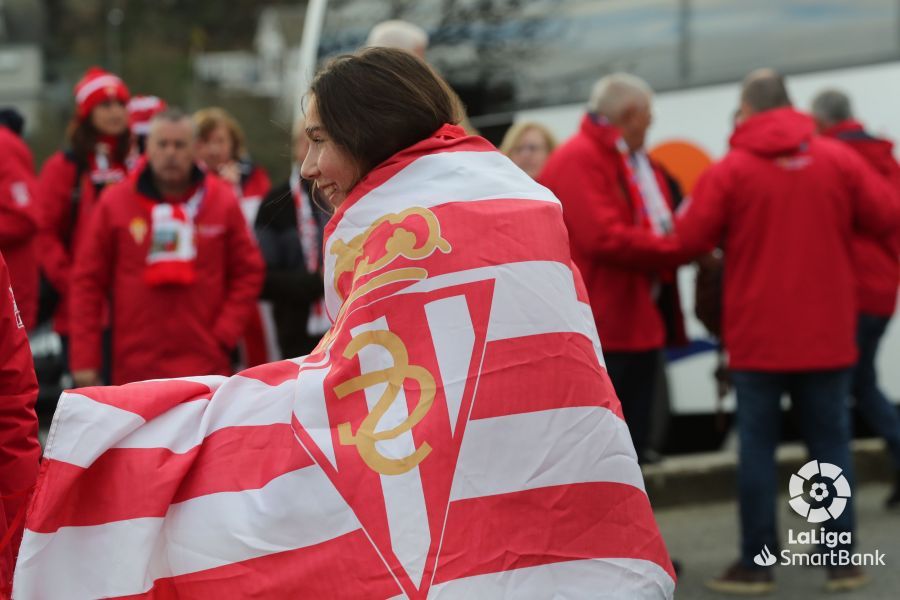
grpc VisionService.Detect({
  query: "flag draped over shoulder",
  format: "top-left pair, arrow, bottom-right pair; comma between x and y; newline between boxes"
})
13,125 -> 675,599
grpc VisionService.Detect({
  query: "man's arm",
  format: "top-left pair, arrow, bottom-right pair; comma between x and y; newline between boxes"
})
68,199 -> 115,385
673,163 -> 731,259
543,153 -> 688,271
0,158 -> 39,246
212,200 -> 265,353
36,155 -> 78,294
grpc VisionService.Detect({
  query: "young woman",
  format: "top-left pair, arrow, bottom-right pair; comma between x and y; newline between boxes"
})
499,120 -> 557,179
37,67 -> 131,355
193,107 -> 271,226
15,49 -> 675,600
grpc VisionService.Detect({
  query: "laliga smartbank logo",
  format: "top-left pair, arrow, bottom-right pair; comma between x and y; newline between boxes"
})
752,460 -> 886,568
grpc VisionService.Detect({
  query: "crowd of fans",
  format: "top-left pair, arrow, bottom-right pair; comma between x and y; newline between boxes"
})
2,18 -> 900,596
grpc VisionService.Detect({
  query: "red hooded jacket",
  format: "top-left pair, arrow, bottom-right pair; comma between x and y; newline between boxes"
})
822,120 -> 900,317
0,251 -> 40,589
36,150 -> 126,334
539,114 -> 687,351
0,128 -> 39,330
677,108 -> 900,371
69,164 -> 264,384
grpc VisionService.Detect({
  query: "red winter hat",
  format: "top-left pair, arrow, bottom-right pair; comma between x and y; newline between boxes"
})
74,67 -> 130,121
127,95 -> 168,136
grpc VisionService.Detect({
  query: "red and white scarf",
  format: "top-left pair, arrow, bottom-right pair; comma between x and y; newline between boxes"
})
615,137 -> 673,236
143,186 -> 204,286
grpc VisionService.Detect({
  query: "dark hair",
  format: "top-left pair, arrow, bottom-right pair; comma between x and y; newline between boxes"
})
308,47 -> 462,174
740,68 -> 792,114
66,117 -> 131,166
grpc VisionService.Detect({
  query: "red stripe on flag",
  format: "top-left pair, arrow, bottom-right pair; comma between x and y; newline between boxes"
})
27,424 -> 311,534
238,360 -> 300,386
72,379 -> 214,421
110,529 -> 401,600
328,135 -> 496,236
434,481 -> 675,586
471,333 -> 624,420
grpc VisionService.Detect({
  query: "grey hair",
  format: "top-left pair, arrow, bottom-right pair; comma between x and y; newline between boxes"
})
811,89 -> 853,126
365,20 -> 429,53
588,73 -> 653,121
148,107 -> 196,139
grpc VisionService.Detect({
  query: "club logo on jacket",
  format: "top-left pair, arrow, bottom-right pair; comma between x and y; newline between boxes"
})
129,217 -> 148,245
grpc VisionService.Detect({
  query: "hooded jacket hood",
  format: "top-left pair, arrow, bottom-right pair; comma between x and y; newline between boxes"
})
729,107 -> 815,158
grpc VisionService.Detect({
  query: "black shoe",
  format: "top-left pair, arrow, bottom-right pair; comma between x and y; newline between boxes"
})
824,565 -> 870,593
706,561 -> 774,595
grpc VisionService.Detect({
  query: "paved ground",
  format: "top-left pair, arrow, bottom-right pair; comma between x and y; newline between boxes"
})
657,483 -> 899,599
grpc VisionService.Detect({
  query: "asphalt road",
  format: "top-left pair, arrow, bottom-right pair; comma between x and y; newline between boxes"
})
657,482 -> 899,599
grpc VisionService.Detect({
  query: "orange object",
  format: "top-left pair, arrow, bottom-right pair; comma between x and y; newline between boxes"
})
649,139 -> 713,196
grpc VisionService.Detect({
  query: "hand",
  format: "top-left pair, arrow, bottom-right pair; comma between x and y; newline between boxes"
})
72,369 -> 101,388
218,162 -> 241,185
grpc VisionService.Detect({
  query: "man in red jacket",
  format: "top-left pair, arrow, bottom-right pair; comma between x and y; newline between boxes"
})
0,250 -> 41,593
539,73 -> 687,464
812,88 -> 900,511
0,110 -> 39,330
69,109 -> 264,386
677,70 -> 900,594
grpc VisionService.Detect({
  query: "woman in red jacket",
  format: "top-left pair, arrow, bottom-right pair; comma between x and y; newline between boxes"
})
36,67 -> 131,371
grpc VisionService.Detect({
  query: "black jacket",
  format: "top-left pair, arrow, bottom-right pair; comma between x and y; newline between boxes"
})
254,180 -> 330,358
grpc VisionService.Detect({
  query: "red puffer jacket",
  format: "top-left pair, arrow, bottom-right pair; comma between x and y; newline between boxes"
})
677,108 -> 900,371
0,251 -> 40,589
822,120 -> 900,317
0,128 -> 39,330
69,164 -> 265,384
539,114 -> 687,352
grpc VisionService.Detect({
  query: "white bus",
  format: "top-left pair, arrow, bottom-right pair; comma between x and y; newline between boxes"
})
302,0 -> 900,450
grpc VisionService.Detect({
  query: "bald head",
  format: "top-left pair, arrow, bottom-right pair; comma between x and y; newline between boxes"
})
740,68 -> 792,118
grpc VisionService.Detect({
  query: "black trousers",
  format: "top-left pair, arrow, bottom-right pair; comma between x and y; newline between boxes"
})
604,349 -> 661,461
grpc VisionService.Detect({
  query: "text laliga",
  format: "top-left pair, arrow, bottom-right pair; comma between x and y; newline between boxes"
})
788,528 -> 851,549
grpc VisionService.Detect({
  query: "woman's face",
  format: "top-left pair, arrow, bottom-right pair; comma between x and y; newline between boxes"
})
509,127 -> 551,179
300,97 -> 362,208
90,100 -> 128,137
196,125 -> 234,171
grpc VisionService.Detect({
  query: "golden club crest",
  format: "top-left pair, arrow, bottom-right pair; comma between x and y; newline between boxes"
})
129,217 -> 148,245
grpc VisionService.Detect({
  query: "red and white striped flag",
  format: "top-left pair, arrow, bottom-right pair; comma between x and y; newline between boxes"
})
14,125 -> 675,599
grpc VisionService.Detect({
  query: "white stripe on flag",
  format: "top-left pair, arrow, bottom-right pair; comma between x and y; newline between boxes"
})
13,467 -> 360,600
424,295 -> 476,436
339,151 -> 558,230
47,376 -> 296,467
398,260 -> 600,350
450,406 -> 643,502
423,558 -> 675,599
42,392 -> 144,468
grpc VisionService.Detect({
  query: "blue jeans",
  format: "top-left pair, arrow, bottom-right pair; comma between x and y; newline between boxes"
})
731,369 -> 855,569
853,313 -> 900,471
